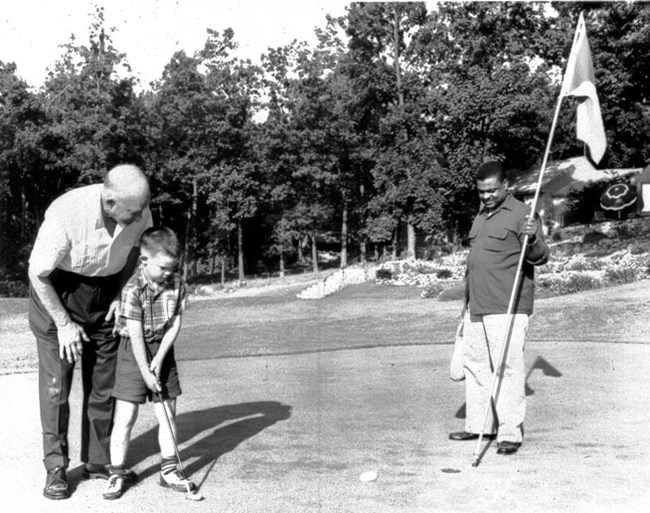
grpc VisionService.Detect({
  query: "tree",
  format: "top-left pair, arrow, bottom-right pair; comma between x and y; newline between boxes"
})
345,2 -> 444,258
421,2 -> 560,236
0,62 -> 46,278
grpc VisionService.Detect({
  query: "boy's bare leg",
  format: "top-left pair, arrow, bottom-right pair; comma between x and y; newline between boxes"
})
154,399 -> 195,492
153,399 -> 177,458
110,399 -> 139,466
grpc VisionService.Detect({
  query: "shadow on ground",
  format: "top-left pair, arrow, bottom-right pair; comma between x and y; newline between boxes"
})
123,401 -> 292,486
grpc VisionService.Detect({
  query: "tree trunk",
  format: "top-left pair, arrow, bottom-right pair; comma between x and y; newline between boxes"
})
391,227 -> 398,260
392,8 -> 417,261
279,251 -> 285,278
237,218 -> 245,284
191,178 -> 198,277
183,206 -> 192,281
311,230 -> 319,273
221,255 -> 226,286
360,239 -> 367,264
407,223 -> 416,260
341,201 -> 348,268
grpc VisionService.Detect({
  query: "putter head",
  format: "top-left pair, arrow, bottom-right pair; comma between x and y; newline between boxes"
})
185,489 -> 205,501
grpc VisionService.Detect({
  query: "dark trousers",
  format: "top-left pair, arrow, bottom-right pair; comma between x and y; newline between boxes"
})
29,269 -> 121,471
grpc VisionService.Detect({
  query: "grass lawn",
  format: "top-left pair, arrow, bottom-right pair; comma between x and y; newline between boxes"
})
2,279 -> 649,375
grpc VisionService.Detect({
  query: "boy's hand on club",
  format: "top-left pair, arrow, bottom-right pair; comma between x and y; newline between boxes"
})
149,357 -> 163,381
143,370 -> 162,393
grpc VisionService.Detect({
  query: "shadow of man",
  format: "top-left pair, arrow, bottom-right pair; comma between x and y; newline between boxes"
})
455,355 -> 562,419
125,401 -> 292,484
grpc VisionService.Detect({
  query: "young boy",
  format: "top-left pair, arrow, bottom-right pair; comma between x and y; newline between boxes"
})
103,226 -> 195,500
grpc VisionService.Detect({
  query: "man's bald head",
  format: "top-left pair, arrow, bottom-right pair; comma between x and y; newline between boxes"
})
102,165 -> 150,226
104,165 -> 150,201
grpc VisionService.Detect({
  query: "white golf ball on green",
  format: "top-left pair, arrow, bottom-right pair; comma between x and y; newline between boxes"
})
359,471 -> 378,482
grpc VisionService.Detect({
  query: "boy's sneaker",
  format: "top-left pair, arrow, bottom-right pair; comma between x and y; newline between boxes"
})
102,474 -> 125,500
84,463 -> 138,483
159,469 -> 196,492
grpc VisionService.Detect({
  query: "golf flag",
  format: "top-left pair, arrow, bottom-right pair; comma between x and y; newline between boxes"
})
560,12 -> 606,164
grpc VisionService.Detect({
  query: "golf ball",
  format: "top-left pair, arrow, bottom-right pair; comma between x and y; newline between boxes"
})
359,471 -> 378,482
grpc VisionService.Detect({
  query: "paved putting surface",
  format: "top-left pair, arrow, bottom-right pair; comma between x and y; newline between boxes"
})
2,340 -> 650,512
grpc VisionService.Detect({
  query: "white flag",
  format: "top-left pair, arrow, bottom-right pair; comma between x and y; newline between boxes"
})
560,12 -> 606,164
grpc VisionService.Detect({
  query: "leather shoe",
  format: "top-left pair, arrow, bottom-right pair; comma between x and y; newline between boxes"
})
84,464 -> 138,484
43,467 -> 69,500
497,441 -> 521,455
449,431 -> 496,441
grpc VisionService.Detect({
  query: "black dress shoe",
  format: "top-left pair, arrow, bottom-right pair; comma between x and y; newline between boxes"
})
449,431 -> 496,441
43,467 -> 69,500
84,464 -> 138,484
497,441 -> 521,455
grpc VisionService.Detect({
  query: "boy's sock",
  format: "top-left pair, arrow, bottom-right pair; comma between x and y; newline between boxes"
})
160,457 -> 178,478
108,464 -> 126,475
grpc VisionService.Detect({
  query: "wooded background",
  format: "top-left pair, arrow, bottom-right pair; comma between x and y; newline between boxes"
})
1,2 -> 649,288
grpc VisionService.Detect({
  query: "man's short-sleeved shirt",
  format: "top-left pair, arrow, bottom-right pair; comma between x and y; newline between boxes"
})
29,184 -> 153,278
467,193 -> 547,315
115,266 -> 187,343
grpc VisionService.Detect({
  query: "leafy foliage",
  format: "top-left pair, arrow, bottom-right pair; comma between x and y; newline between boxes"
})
1,2 -> 649,287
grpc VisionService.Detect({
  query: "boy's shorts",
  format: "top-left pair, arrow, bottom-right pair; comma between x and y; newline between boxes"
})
113,336 -> 182,404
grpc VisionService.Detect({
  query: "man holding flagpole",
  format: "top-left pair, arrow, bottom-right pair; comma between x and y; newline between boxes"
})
449,161 -> 550,455
449,12 -> 605,461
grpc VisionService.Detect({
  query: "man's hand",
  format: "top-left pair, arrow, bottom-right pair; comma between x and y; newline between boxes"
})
522,215 -> 539,243
57,321 -> 90,363
105,298 -> 120,322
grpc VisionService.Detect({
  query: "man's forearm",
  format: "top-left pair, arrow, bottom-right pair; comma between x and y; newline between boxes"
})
28,269 -> 71,327
117,246 -> 141,291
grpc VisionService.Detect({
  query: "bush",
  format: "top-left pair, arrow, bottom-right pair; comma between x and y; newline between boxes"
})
604,267 -> 639,285
0,278 -> 29,298
437,284 -> 466,302
629,242 -> 650,255
436,268 -> 453,279
537,273 -> 602,296
583,231 -> 607,245
375,268 -> 392,280
420,282 -> 444,299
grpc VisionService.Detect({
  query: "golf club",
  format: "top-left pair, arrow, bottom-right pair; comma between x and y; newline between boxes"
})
158,392 -> 204,501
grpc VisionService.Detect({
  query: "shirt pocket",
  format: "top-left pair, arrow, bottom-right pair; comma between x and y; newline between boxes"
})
484,224 -> 520,253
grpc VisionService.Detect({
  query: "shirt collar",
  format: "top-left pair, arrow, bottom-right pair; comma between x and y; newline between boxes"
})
134,264 -> 178,294
479,192 -> 516,216
94,186 -> 107,230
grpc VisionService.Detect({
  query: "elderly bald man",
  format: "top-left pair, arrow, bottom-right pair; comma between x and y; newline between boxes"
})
29,164 -> 153,500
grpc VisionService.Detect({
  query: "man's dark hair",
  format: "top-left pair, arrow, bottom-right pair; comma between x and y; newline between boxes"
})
476,161 -> 506,183
141,226 -> 181,259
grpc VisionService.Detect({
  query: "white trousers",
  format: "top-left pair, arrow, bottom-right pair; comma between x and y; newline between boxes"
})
463,313 -> 529,443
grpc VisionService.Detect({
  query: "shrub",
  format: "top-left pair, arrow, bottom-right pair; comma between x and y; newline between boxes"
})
0,279 -> 29,298
420,282 -> 444,299
604,267 -> 639,285
436,268 -> 453,279
375,268 -> 392,280
629,242 -> 650,255
437,284 -> 466,302
583,231 -> 607,245
537,273 -> 602,296
564,255 -> 590,272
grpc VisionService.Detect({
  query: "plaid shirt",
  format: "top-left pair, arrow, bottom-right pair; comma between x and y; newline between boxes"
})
115,265 -> 187,343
